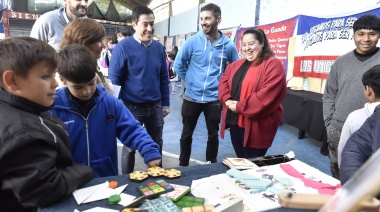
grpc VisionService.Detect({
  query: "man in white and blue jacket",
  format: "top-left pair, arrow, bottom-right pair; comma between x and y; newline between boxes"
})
174,3 -> 239,166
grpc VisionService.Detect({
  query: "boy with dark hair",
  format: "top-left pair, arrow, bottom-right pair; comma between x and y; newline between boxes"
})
323,14 -> 380,179
340,65 -> 380,184
0,37 -> 93,211
117,26 -> 135,42
337,65 -> 380,168
52,44 -> 161,178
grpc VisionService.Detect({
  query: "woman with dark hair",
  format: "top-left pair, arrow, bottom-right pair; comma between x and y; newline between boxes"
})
60,18 -> 113,93
218,28 -> 287,158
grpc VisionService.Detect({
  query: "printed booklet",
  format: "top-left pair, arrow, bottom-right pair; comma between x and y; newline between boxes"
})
222,158 -> 259,170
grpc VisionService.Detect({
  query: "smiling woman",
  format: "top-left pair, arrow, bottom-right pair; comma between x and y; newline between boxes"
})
218,28 -> 287,159
60,18 -> 114,94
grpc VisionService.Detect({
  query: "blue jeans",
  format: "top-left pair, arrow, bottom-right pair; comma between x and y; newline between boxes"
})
179,99 -> 221,166
229,125 -> 268,158
122,101 -> 164,173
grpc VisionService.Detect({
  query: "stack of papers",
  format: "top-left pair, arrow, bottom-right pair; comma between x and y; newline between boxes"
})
222,158 -> 259,170
72,181 -> 128,204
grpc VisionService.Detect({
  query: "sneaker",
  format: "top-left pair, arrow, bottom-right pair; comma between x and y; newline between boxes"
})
172,91 -> 175,95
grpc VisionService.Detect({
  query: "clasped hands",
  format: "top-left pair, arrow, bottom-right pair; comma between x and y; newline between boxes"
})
225,99 -> 237,112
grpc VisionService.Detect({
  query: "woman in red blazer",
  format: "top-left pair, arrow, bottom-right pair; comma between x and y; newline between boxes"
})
218,28 -> 287,158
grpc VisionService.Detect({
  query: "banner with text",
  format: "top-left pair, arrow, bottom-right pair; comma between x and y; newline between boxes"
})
221,27 -> 238,43
235,17 -> 298,74
293,7 -> 380,78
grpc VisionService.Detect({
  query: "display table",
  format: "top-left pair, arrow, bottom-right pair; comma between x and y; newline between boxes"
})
282,88 -> 327,143
38,163 -> 320,212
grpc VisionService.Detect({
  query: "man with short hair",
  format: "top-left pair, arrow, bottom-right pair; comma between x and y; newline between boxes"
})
30,0 -> 88,51
109,6 -> 169,173
323,14 -> 380,179
174,3 -> 239,166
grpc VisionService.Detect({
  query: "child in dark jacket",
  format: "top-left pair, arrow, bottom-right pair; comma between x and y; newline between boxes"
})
340,65 -> 380,184
51,44 -> 161,178
0,37 -> 93,211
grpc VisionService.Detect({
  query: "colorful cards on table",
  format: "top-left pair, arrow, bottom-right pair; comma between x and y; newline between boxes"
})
139,196 -> 181,212
161,183 -> 190,202
138,180 -> 174,199
175,196 -> 205,209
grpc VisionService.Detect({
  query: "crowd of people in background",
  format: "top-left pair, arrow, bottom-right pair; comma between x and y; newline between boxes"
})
2,0 -> 380,210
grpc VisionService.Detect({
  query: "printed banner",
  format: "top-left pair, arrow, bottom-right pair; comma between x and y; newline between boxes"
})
221,27 -> 238,43
236,17 -> 298,73
165,36 -> 173,53
293,7 -> 380,78
176,34 -> 186,50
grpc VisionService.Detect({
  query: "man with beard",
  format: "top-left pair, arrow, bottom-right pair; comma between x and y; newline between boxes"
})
108,6 -> 169,173
173,3 -> 239,166
30,0 -> 88,51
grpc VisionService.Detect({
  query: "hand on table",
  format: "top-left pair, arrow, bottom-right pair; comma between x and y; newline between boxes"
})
146,159 -> 162,168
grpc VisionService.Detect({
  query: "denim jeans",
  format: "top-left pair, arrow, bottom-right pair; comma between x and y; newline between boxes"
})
229,125 -> 268,158
179,99 -> 221,166
122,101 -> 164,173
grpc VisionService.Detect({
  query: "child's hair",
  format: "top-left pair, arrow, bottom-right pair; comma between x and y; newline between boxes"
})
58,44 -> 97,84
118,26 -> 135,37
0,37 -> 59,87
60,18 -> 106,49
103,37 -> 112,45
353,14 -> 380,33
362,64 -> 380,98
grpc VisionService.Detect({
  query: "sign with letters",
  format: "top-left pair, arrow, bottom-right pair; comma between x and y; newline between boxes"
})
293,7 -> 380,78
236,17 -> 298,74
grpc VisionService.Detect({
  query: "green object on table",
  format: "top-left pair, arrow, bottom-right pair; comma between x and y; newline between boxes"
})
175,196 -> 204,209
108,194 -> 121,205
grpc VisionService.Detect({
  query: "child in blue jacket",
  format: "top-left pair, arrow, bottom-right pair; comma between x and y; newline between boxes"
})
51,44 -> 161,177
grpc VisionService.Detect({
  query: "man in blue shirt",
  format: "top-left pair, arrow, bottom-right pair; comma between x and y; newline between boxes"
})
109,6 -> 169,173
174,3 -> 239,166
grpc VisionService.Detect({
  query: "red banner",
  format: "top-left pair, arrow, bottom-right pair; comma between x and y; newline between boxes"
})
236,17 -> 297,73
293,55 -> 338,79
